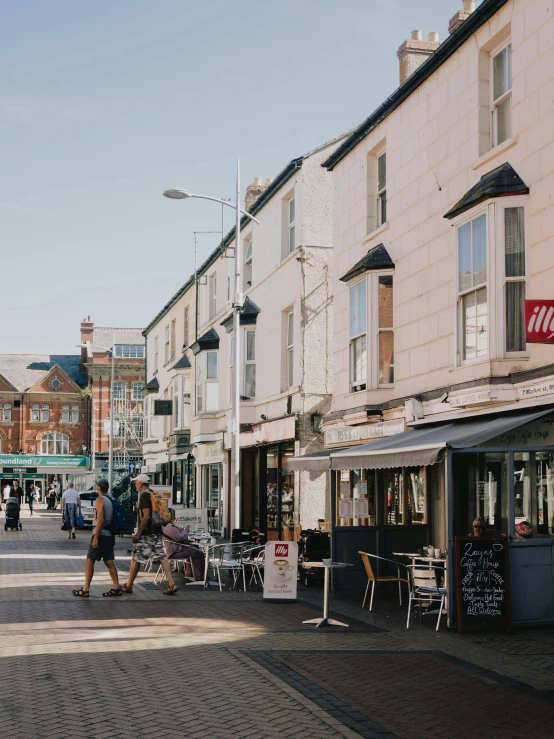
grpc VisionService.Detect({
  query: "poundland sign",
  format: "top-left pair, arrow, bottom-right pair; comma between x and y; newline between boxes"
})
0,455 -> 90,468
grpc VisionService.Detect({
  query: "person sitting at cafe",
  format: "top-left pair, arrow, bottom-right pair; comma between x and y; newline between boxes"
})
470,516 -> 488,537
161,510 -> 205,581
515,521 -> 533,540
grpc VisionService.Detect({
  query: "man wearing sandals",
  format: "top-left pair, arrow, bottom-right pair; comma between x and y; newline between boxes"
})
72,478 -> 121,598
119,473 -> 178,596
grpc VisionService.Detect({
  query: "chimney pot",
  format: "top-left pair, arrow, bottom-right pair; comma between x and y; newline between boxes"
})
412,29 -> 423,40
398,29 -> 440,84
428,31 -> 439,43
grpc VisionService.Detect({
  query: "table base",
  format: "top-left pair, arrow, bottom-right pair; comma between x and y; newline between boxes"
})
302,617 -> 349,628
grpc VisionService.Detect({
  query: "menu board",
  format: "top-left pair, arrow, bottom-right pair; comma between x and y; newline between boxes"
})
338,498 -> 353,518
454,536 -> 511,633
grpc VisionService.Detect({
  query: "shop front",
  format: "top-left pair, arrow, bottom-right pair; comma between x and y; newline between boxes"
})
195,440 -> 224,535
0,454 -> 91,501
290,406 -> 554,627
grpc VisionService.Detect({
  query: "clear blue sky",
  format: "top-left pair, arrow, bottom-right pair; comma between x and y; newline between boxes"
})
0,0 -> 466,353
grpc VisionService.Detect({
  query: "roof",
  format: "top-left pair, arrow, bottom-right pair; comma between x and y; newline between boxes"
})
322,0 -> 509,171
173,353 -> 192,369
0,355 -> 87,392
144,377 -> 159,392
444,163 -> 529,220
93,327 -> 145,349
220,297 -> 261,332
339,244 -> 394,282
191,328 -> 220,355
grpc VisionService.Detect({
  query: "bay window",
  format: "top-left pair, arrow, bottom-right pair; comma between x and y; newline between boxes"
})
244,329 -> 256,399
196,351 -> 219,413
504,206 -> 526,353
378,276 -> 394,385
458,214 -> 488,361
350,280 -> 367,392
182,376 -> 191,427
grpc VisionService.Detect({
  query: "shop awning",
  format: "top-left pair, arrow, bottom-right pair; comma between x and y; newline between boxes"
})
287,449 -> 331,472
330,407 -> 553,470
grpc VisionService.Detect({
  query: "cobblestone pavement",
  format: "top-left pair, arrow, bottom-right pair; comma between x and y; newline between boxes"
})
1,508 -> 554,739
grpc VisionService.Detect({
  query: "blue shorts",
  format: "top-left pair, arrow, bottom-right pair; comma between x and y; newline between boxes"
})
87,534 -> 115,562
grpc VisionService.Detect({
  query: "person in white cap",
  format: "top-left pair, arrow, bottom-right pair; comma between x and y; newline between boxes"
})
119,473 -> 177,595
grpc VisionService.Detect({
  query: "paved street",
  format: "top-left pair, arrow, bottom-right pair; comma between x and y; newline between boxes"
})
1,509 -> 554,739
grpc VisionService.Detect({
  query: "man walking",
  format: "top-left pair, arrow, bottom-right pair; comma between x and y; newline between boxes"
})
61,482 -> 81,540
72,478 -> 121,598
120,473 -> 177,595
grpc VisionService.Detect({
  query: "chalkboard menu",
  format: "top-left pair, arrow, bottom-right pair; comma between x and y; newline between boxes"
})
455,536 -> 511,633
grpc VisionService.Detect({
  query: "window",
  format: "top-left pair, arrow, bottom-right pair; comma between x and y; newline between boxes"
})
350,280 -> 367,391
113,382 -> 126,400
378,276 -> 394,385
385,467 -> 427,525
41,432 -> 69,455
504,207 -> 526,353
114,345 -> 145,358
182,376 -> 191,428
164,325 -> 170,364
41,404 -> 49,422
209,274 -> 217,320
170,319 -> 176,361
288,197 -> 296,254
286,311 -> 294,388
183,306 -> 189,347
492,43 -> 512,147
62,405 -> 70,422
377,152 -> 387,227
173,378 -> 179,430
197,351 -> 219,413
71,405 -> 79,423
154,336 -> 159,373
132,416 -> 144,439
227,276 -> 231,302
244,330 -> 256,398
132,382 -> 144,400
31,404 -> 40,422
244,237 -> 253,290
0,404 -> 12,422
458,214 -> 488,361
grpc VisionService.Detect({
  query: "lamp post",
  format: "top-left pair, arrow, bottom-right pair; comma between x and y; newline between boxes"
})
163,163 -> 260,531
77,335 -> 116,486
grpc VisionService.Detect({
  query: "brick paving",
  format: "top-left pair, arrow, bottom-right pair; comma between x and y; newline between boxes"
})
1,508 -> 554,738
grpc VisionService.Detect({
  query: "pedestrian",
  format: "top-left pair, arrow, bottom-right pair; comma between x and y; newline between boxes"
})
72,479 -> 121,598
120,473 -> 178,595
28,484 -> 36,516
62,483 -> 81,540
12,481 -> 23,504
3,483 -> 11,505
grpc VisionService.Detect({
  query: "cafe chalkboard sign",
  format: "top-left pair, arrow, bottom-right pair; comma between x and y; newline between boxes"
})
455,536 -> 511,633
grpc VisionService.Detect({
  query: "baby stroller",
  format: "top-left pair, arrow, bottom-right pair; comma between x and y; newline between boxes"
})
299,529 -> 330,586
5,499 -> 22,531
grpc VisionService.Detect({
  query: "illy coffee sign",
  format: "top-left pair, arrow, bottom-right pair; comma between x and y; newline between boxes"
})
525,300 -> 554,343
263,541 -> 298,601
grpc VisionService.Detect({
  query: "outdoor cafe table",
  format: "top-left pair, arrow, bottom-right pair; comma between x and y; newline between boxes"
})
301,560 -> 353,628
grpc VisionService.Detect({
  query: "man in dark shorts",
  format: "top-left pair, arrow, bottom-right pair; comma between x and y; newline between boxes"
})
72,479 -> 121,598
120,473 -> 177,595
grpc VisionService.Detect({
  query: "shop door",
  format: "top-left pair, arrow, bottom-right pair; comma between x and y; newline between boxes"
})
208,463 -> 223,534
265,445 -> 295,541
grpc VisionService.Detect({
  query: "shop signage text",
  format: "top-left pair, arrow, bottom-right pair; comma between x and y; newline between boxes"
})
525,300 -> 554,343
324,419 -> 404,446
449,391 -> 492,407
195,441 -> 224,466
0,455 -> 90,468
516,380 -> 554,400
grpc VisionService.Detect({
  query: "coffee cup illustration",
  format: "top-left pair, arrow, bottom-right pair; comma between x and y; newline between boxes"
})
274,559 -> 294,578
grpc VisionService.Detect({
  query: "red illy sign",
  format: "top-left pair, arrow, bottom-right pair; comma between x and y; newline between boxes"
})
525,300 -> 554,343
274,544 -> 289,557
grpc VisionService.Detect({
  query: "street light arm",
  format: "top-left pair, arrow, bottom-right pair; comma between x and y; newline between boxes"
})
163,190 -> 260,224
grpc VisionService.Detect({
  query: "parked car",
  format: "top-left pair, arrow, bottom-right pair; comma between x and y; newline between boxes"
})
79,491 -> 98,528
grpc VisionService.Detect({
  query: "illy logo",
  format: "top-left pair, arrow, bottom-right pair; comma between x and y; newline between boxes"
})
275,544 -> 288,557
525,300 -> 554,343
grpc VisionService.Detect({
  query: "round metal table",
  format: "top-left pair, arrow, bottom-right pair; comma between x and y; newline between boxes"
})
301,559 -> 353,628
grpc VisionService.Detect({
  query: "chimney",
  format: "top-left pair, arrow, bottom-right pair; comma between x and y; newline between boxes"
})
80,316 -> 94,372
397,30 -> 440,84
245,177 -> 269,211
449,0 -> 476,35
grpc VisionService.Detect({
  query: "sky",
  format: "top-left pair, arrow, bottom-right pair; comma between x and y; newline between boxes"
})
0,0 -> 468,353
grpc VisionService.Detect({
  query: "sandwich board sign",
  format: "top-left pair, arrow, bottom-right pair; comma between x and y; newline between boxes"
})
263,541 -> 298,601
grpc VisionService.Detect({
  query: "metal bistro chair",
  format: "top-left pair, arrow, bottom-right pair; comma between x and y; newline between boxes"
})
208,543 -> 247,592
406,564 -> 447,632
241,544 -> 265,587
359,552 -> 409,612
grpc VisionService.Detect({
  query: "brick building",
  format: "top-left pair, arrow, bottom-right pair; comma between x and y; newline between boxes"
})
80,318 -> 146,477
0,354 -> 89,495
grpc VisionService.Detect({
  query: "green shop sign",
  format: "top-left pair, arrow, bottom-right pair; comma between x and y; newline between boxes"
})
0,455 -> 90,468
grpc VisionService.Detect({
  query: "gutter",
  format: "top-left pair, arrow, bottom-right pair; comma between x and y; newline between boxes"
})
322,0 -> 510,171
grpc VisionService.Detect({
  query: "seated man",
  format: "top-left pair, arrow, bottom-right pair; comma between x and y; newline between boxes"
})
162,511 -> 206,581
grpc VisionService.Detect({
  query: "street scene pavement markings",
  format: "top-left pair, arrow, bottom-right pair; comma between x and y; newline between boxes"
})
1,510 -> 554,739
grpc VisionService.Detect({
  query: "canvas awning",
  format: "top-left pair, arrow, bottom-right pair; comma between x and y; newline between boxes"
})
286,449 -> 332,472
329,407 -> 553,470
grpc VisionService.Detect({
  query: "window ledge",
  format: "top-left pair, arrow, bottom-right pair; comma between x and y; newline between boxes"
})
363,223 -> 388,244
472,136 -> 518,171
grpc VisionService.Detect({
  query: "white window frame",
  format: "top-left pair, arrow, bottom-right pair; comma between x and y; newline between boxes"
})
349,278 -> 367,392
208,274 -> 217,321
184,306 -> 189,347
453,196 -> 530,366
173,377 -> 180,430
133,415 -> 144,439
288,197 -> 296,254
170,318 -> 176,361
196,351 -> 219,414
374,273 -> 395,388
244,236 -> 253,290
1,403 -> 12,422
41,432 -> 69,455
113,382 -> 126,400
154,336 -> 159,373
286,311 -> 294,388
71,405 -> 80,423
491,41 -> 512,148
114,345 -> 145,358
164,325 -> 170,364
244,328 -> 256,399
31,403 -> 40,422
132,382 -> 144,400
62,404 -> 70,422
376,151 -> 387,227
182,376 -> 191,428
41,404 -> 49,422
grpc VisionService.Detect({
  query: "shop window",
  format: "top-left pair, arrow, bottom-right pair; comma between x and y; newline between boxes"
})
384,467 -> 426,525
244,330 -> 256,399
336,469 -> 376,527
41,432 -> 69,455
453,453 -> 509,536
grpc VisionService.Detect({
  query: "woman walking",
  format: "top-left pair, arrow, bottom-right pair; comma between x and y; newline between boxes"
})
62,484 -> 81,540
28,484 -> 36,516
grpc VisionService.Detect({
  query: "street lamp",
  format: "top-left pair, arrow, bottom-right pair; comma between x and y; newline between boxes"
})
163,161 -> 260,532
77,336 -> 116,487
